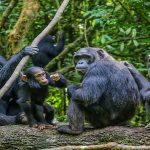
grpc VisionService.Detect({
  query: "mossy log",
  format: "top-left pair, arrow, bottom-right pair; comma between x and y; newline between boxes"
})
0,125 -> 150,150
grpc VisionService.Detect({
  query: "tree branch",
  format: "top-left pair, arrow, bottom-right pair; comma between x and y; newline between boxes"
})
0,0 -> 70,99
58,65 -> 74,74
0,0 -> 18,30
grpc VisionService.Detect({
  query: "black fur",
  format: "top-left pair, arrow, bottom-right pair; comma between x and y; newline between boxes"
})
32,33 -> 65,68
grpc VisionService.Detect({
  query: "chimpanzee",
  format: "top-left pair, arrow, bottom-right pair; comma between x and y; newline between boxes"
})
17,66 -> 67,130
32,33 -> 65,68
0,46 -> 39,125
57,47 -> 144,134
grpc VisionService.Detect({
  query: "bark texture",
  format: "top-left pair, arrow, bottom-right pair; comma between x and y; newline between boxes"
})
0,125 -> 150,150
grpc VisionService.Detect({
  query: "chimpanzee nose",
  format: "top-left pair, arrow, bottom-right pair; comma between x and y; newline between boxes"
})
79,61 -> 84,64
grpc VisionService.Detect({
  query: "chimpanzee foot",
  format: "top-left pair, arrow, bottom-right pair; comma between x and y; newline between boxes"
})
31,124 -> 38,128
37,124 -> 46,130
16,112 -> 28,124
33,123 -> 57,130
145,123 -> 150,130
45,124 -> 57,129
57,125 -> 83,135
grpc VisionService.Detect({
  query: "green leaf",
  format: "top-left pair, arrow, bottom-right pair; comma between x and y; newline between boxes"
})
127,40 -> 132,46
126,28 -> 132,35
132,29 -> 137,37
101,35 -> 106,44
120,42 -> 124,51
119,28 -> 125,33
133,40 -> 139,47
106,45 -> 115,50
91,20 -> 96,27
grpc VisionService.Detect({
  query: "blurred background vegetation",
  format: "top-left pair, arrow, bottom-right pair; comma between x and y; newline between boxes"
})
0,0 -> 150,125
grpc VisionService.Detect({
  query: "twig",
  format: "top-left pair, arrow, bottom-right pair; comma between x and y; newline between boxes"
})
0,0 -> 70,99
42,142 -> 150,150
84,19 -> 89,47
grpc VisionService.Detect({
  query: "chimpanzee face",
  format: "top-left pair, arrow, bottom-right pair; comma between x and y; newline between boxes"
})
73,48 -> 105,75
34,71 -> 49,85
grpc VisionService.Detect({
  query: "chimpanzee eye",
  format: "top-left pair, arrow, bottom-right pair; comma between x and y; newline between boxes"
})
74,56 -> 80,63
42,72 -> 45,76
82,55 -> 91,60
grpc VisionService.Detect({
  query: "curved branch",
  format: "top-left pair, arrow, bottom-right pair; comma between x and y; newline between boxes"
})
0,0 -> 70,99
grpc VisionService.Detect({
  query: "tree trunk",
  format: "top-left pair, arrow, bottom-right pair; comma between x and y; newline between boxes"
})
0,125 -> 150,150
7,0 -> 40,56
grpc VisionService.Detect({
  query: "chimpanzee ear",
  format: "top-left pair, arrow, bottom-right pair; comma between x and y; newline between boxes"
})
21,75 -> 28,82
97,49 -> 105,58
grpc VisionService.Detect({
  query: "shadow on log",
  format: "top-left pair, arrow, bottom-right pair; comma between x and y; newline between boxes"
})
0,125 -> 150,149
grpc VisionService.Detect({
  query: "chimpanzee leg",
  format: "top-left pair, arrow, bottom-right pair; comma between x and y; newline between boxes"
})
68,99 -> 84,130
57,99 -> 84,134
0,100 -> 8,114
33,104 -> 46,124
43,104 -> 54,124
145,102 -> 150,129
17,101 -> 37,126
0,100 -> 17,125
0,113 -> 16,125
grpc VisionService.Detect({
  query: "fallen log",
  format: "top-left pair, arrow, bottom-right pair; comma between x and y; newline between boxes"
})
0,125 -> 150,150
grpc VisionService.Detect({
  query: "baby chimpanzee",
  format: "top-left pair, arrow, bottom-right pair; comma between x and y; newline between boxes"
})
17,66 -> 67,130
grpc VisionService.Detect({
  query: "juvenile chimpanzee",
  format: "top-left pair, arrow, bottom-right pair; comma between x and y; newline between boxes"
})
17,66 -> 67,130
58,47 -> 144,134
0,46 -> 39,125
32,33 -> 65,68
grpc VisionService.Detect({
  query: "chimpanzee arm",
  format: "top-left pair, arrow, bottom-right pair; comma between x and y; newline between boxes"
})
54,32 -> 65,54
47,73 -> 67,88
17,84 -> 37,125
0,47 -> 38,86
17,84 -> 30,103
69,76 -> 108,106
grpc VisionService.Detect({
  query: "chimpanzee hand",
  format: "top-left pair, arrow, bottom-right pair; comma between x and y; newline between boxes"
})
67,85 -> 80,99
50,73 -> 60,81
22,46 -> 39,56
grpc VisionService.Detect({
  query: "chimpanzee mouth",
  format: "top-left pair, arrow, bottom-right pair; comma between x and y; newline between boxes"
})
41,81 -> 48,85
76,68 -> 87,74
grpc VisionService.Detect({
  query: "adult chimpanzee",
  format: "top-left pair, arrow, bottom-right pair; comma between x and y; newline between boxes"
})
32,33 -> 65,68
0,46 -> 39,125
57,47 -> 144,134
17,66 -> 67,130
